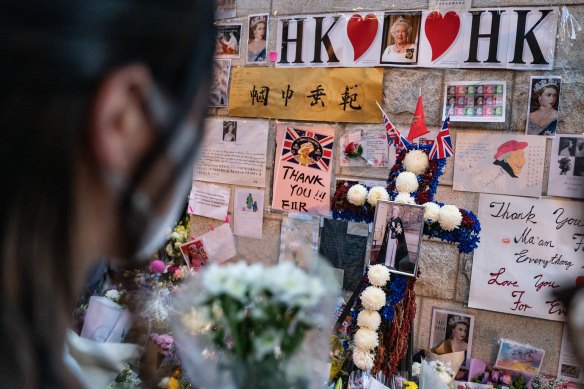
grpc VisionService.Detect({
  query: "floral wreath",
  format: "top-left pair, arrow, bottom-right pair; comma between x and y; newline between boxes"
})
331,144 -> 481,254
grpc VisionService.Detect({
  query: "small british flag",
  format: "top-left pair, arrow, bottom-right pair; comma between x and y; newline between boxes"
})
429,116 -> 454,160
379,103 -> 411,152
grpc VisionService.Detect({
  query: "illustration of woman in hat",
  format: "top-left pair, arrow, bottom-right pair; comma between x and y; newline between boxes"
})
493,140 -> 528,178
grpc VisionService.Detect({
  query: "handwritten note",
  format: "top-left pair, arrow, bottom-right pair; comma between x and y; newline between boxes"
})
453,133 -> 545,197
188,182 -> 230,221
272,124 -> 335,215
339,130 -> 389,167
468,193 -> 584,322
193,118 -> 269,187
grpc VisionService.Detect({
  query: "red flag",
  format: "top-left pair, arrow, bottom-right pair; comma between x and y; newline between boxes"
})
407,95 -> 430,141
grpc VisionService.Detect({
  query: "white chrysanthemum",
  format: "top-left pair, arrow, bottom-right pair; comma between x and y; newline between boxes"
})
412,362 -> 421,377
104,289 -> 121,302
357,310 -> 382,331
403,149 -> 429,175
394,192 -> 416,204
366,186 -> 389,207
360,286 -> 386,311
423,202 -> 441,223
395,172 -> 419,193
439,204 -> 462,231
347,184 -> 368,206
354,328 -> 379,351
353,347 -> 375,371
367,264 -> 390,287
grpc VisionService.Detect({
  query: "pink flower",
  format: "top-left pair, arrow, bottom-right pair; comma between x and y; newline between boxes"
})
501,374 -> 512,385
149,259 -> 166,273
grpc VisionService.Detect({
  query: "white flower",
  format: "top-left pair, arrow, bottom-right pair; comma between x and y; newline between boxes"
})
403,149 -> 429,175
181,307 -> 210,335
423,202 -> 441,223
354,328 -> 379,351
357,310 -> 382,331
360,286 -> 386,311
367,264 -> 390,287
104,289 -> 121,302
439,204 -> 462,231
395,172 -> 419,193
347,184 -> 368,206
366,186 -> 389,207
353,347 -> 375,371
412,362 -> 421,377
438,370 -> 454,384
394,192 -> 416,204
253,329 -> 282,360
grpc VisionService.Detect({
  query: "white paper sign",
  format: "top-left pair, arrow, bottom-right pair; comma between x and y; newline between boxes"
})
468,193 -> 584,322
340,130 -> 389,167
453,133 -> 545,197
547,134 -> 584,199
558,323 -> 584,383
233,188 -> 264,239
198,223 -> 237,263
188,181 -> 230,221
193,118 -> 269,187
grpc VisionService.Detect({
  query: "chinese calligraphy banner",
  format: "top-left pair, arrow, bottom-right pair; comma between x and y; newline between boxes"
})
228,67 -> 383,123
453,133 -> 545,197
274,9 -> 557,70
272,124 -> 335,215
193,118 -> 269,187
468,193 -> 584,322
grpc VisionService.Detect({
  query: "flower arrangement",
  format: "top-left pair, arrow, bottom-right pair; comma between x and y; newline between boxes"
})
530,375 -> 569,389
173,260 -> 335,389
345,142 -> 364,158
469,366 -> 528,389
331,145 -> 481,253
164,213 -> 191,261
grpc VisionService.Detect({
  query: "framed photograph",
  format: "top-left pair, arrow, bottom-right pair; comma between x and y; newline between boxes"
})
247,14 -> 268,64
215,24 -> 242,58
443,81 -> 506,122
369,200 -> 424,277
429,308 -> 475,367
526,76 -> 561,137
547,135 -> 584,199
380,12 -> 422,65
209,59 -> 231,108
494,339 -> 545,376
179,239 -> 209,271
222,120 -> 237,142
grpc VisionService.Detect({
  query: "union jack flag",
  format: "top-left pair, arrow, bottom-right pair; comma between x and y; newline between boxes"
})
381,107 -> 411,152
429,116 -> 454,160
281,127 -> 334,172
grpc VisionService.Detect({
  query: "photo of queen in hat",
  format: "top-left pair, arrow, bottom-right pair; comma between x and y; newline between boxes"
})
493,140 -> 528,178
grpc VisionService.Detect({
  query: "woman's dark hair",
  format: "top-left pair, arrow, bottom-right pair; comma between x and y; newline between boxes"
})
0,1 -> 215,386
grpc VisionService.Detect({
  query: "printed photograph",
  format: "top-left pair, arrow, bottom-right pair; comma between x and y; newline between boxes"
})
429,308 -> 475,367
526,76 -> 561,137
209,59 -> 231,107
179,240 -> 209,272
215,24 -> 242,58
370,200 -> 424,277
247,14 -> 268,64
380,12 -> 422,65
222,120 -> 237,142
494,339 -> 545,375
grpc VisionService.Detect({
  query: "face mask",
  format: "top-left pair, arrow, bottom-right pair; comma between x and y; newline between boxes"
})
119,80 -> 210,262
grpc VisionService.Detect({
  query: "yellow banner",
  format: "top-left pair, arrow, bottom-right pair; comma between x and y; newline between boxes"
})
228,67 -> 384,123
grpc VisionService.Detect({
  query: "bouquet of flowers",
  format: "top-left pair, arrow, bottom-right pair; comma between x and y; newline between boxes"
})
172,259 -> 337,389
414,359 -> 455,389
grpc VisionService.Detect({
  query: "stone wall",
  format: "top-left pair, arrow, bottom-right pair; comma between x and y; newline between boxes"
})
192,0 -> 584,375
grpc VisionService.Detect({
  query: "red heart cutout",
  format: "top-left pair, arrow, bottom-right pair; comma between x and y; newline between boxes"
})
577,276 -> 584,287
424,11 -> 460,62
347,14 -> 378,62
